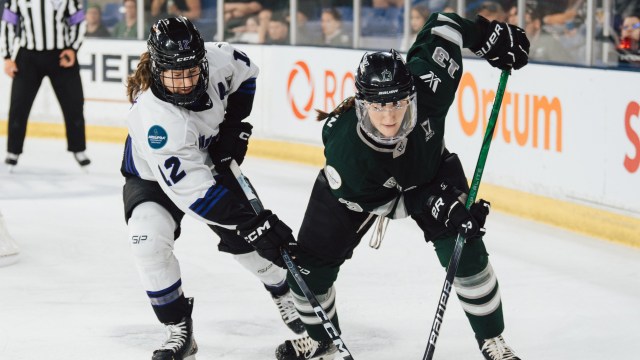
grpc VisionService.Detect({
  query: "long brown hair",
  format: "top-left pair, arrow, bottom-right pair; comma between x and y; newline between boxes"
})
315,96 -> 356,121
126,51 -> 153,103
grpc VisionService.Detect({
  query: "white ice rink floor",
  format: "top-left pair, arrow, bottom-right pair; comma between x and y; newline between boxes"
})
1,138 -> 639,360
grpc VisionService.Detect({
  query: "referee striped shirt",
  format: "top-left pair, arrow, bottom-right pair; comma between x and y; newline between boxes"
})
1,0 -> 86,60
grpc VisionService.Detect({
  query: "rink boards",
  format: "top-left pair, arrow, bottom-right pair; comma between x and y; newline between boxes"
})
0,39 -> 638,247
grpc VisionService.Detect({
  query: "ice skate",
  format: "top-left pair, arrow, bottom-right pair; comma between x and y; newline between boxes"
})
151,298 -> 198,360
478,335 -> 521,360
5,153 -> 18,172
275,335 -> 337,360
272,290 -> 305,334
73,151 -> 91,167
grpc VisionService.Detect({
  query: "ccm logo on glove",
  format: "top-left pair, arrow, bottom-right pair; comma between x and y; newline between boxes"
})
237,210 -> 297,268
243,218 -> 271,242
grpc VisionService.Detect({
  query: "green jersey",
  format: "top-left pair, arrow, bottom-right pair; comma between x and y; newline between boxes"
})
321,13 -> 483,219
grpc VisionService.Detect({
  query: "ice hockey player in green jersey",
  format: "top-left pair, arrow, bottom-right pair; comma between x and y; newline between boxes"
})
273,12 -> 529,360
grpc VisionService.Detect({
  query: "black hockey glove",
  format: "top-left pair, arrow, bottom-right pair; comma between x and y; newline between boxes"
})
236,210 -> 297,268
425,182 -> 489,239
208,122 -> 253,170
471,16 -> 530,71
467,199 -> 491,242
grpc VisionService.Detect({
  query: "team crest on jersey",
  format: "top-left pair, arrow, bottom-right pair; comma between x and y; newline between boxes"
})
324,165 -> 342,190
148,125 -> 168,149
421,119 -> 435,142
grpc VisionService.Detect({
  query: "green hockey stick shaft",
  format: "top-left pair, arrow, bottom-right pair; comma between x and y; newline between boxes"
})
423,69 -> 511,360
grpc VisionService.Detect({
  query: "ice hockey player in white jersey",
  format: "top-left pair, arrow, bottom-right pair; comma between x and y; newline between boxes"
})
121,17 -> 303,360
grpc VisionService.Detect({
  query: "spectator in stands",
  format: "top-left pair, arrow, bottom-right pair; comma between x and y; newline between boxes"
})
516,4 -> 575,63
370,0 -> 405,8
224,0 -> 265,38
228,15 -> 261,44
410,3 -> 430,37
113,0 -> 145,39
476,1 -> 507,22
85,4 -> 111,38
265,11 -> 289,45
291,6 -> 322,45
151,0 -> 201,21
538,0 -> 585,37
254,1 -> 319,45
507,3 -> 517,25
402,3 -> 430,50
444,0 -> 514,16
321,7 -> 350,47
618,14 -> 640,66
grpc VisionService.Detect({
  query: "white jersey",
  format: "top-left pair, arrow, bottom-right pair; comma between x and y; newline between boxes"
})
123,42 -> 258,228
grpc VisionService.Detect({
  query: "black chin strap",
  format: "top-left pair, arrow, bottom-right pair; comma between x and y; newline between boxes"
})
150,83 -> 213,112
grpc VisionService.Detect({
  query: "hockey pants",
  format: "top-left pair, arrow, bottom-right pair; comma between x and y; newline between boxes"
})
287,170 -> 505,342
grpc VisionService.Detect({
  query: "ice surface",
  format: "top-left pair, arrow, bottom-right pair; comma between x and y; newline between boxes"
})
0,138 -> 639,359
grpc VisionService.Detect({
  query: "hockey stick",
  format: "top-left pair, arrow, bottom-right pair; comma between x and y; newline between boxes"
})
423,69 -> 510,360
229,161 -> 355,360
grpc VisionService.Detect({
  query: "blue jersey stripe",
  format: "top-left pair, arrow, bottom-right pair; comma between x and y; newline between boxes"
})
189,185 -> 220,212
192,186 -> 224,214
240,77 -> 257,85
235,88 -> 256,94
124,136 -> 139,176
201,188 -> 229,215
191,185 -> 218,209
189,183 -> 231,217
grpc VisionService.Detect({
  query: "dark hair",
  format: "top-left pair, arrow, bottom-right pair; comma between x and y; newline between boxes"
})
322,7 -> 343,22
126,51 -> 152,103
316,97 -> 355,121
526,3 -> 543,22
87,3 -> 102,15
478,1 -> 504,15
270,10 -> 289,26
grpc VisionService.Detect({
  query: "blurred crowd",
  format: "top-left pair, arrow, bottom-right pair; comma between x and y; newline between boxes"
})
84,0 -> 640,68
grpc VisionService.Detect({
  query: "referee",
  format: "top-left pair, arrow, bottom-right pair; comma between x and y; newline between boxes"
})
1,0 -> 90,169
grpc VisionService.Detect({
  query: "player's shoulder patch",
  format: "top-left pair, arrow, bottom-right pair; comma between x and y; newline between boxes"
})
147,125 -> 168,149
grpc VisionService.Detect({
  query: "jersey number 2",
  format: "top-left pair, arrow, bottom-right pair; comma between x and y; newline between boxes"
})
162,156 -> 186,186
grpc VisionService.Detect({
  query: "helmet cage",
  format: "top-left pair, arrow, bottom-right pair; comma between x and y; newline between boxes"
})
148,17 -> 209,106
354,50 -> 417,144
